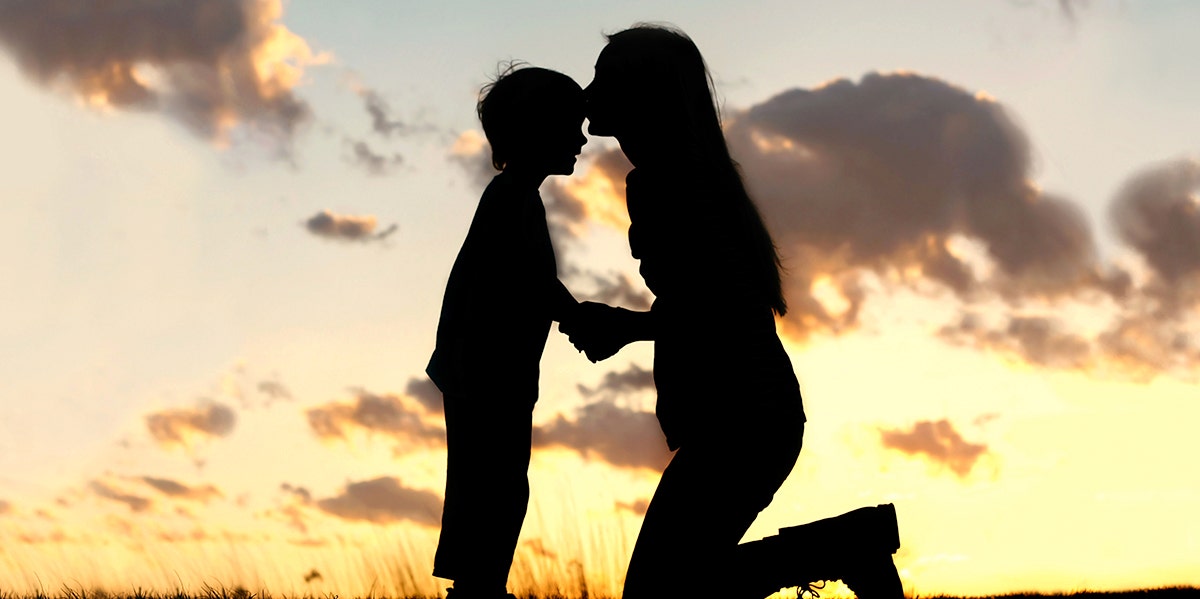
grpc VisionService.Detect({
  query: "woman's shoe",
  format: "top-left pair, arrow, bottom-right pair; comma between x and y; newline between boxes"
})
777,503 -> 905,599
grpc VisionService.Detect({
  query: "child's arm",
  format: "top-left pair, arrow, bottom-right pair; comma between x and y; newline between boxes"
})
563,302 -> 655,362
548,278 -> 579,324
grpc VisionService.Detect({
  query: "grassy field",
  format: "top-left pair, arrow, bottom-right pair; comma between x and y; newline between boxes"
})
2,586 -> 1199,599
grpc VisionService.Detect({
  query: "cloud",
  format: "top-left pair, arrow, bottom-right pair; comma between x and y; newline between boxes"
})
532,397 -> 669,471
304,210 -> 398,242
404,376 -> 443,415
1110,158 -> 1200,288
539,72 -> 1200,380
139,477 -> 223,503
0,0 -> 324,152
257,379 -> 293,405
272,485 -> 313,533
542,148 -> 635,241
145,401 -> 236,449
880,419 -> 989,478
448,130 -> 496,188
572,270 -> 654,311
347,139 -> 404,175
315,476 -> 441,527
615,498 -> 649,516
359,89 -> 410,138
306,388 -> 445,452
730,73 -> 1100,317
939,313 -> 1093,370
555,73 -> 1099,334
576,364 -> 655,400
0,499 -> 10,515
280,483 -> 313,504
89,480 -> 153,513
936,158 -> 1200,380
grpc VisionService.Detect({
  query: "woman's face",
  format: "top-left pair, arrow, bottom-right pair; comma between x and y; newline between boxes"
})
584,45 -> 627,138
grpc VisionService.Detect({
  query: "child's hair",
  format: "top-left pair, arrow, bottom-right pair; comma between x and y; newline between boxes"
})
477,63 -> 583,170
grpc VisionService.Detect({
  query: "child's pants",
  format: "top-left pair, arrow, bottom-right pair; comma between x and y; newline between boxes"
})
432,392 -> 535,589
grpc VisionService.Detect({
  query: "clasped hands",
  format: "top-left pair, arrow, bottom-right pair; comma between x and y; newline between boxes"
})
560,301 -> 632,363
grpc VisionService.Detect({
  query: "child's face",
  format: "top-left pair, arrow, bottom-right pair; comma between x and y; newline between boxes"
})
523,102 -> 587,176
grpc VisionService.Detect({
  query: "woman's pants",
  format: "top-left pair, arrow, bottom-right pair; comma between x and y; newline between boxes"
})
623,420 -> 804,599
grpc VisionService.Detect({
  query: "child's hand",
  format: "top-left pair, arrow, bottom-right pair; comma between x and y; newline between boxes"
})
563,302 -> 627,362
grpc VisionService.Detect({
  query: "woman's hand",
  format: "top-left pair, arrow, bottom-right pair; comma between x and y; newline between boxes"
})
560,302 -> 632,362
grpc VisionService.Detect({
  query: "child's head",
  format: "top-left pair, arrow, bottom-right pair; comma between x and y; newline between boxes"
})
478,65 -> 586,176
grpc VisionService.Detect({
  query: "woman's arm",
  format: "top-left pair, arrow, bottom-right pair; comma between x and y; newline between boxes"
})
565,302 -> 655,362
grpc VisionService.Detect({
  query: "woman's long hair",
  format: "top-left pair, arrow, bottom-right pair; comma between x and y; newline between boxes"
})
604,24 -> 788,316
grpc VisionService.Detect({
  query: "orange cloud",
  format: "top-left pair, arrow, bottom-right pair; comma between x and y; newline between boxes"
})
139,476 -> 223,503
145,401 -> 236,450
305,387 -> 444,453
0,0 -> 326,151
880,419 -> 989,478
532,397 -> 669,472
540,74 -> 1199,380
315,476 -> 441,527
89,480 -> 153,513
304,210 -> 397,242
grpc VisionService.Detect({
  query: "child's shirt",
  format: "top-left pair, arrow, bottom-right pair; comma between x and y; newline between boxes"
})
426,172 -> 572,400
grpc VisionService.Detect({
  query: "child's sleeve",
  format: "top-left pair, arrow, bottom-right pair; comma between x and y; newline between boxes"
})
525,196 -> 578,322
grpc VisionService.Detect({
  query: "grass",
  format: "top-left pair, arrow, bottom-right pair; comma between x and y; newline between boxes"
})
0,585 -> 1198,599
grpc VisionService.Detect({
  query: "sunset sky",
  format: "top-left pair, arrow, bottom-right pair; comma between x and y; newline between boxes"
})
1,1 -> 1198,597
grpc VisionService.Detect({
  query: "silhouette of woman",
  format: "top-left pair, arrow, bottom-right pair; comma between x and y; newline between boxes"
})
562,25 -> 904,599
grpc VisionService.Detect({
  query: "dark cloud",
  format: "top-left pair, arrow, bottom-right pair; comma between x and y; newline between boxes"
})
538,72 -> 1199,380
306,388 -> 445,452
315,476 -> 441,527
1095,314 -> 1199,382
140,476 -> 223,503
0,0 -> 321,152
880,419 -> 989,478
360,89 -> 409,137
304,210 -> 398,242
615,498 -> 649,516
730,73 -> 1098,323
347,139 -> 404,176
280,483 -> 313,504
404,376 -> 443,415
1110,158 -> 1200,287
257,380 -> 293,405
573,270 -> 654,311
273,484 -> 313,533
145,401 -> 236,449
89,480 -> 153,513
577,364 -> 655,400
448,130 -> 497,188
939,313 -> 1093,371
938,159 -> 1200,379
553,73 -> 1100,337
532,397 -> 669,471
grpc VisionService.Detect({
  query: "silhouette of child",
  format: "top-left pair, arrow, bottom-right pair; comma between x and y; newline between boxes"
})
425,66 -> 586,599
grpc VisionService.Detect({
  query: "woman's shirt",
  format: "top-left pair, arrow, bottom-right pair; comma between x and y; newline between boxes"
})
626,167 -> 805,449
